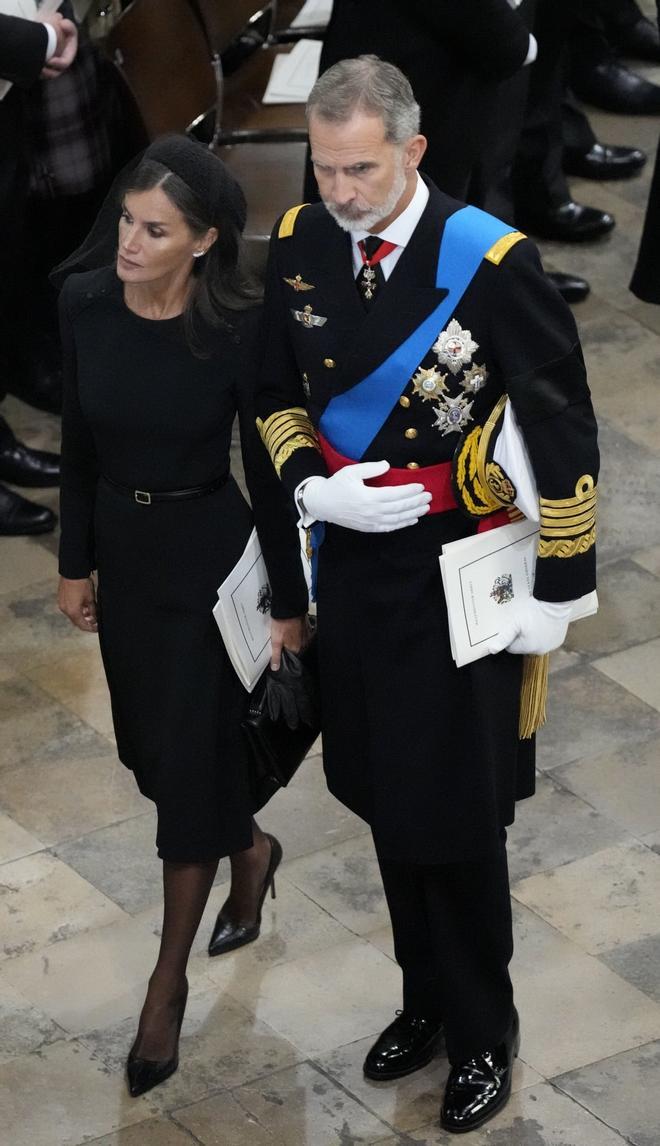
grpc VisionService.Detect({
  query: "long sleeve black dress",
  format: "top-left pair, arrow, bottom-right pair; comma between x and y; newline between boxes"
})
58,266 -> 308,863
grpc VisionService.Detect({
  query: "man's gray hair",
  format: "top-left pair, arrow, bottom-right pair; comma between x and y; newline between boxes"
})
306,55 -> 421,144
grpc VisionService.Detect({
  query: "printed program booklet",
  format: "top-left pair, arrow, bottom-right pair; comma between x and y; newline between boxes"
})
439,519 -> 598,667
213,528 -> 312,692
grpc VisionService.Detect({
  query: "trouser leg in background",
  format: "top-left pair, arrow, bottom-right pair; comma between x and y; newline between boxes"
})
376,833 -> 514,1066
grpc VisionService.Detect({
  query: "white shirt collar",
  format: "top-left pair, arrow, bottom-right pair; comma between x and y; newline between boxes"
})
352,173 -> 429,254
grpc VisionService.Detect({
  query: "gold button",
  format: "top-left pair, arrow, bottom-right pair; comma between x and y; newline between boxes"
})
399,395 -> 411,408
406,462 -> 420,470
404,427 -> 418,440
323,358 -> 336,369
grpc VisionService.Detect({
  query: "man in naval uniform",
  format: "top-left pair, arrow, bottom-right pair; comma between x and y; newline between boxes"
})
256,56 -> 598,1134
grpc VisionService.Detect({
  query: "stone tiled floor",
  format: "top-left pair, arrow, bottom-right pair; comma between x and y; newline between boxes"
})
3,54 -> 660,1146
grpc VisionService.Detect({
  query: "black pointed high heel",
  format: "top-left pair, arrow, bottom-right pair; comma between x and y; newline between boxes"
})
126,979 -> 188,1098
208,833 -> 282,957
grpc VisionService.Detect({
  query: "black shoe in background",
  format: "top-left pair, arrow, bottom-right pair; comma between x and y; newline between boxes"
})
0,483 -> 56,535
363,1011 -> 444,1080
0,419 -> 60,487
572,60 -> 660,114
546,272 -> 590,304
517,201 -> 615,242
564,142 -> 647,181
441,1009 -> 520,1134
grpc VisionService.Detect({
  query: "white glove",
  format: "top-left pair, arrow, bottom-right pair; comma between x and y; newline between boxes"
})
301,461 -> 432,533
486,597 -> 574,656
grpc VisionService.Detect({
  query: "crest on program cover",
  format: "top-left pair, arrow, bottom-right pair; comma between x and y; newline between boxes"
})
256,583 -> 272,615
490,573 -> 514,606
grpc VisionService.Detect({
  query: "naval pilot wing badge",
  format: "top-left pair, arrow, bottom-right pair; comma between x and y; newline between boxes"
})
291,304 -> 327,328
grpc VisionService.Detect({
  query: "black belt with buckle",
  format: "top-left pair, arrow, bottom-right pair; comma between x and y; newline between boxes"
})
101,471 -> 229,505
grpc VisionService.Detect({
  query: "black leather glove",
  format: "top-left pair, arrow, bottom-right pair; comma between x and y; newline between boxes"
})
264,640 -> 319,730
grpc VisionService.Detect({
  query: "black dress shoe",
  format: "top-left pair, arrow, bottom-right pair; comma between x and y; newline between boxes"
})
546,271 -> 590,304
363,1011 -> 444,1080
572,60 -> 660,114
441,1009 -> 520,1134
518,200 -> 615,242
0,483 -> 56,535
0,429 -> 60,488
613,16 -> 660,63
208,833 -> 282,957
564,142 -> 647,181
127,981 -> 188,1098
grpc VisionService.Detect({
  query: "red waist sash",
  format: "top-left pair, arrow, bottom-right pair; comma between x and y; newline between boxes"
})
318,433 -> 509,531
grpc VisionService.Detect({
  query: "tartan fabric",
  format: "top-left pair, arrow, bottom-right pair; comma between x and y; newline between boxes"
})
25,13 -> 113,199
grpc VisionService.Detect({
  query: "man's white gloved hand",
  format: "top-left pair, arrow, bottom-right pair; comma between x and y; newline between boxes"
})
302,461 -> 432,533
486,597 -> 574,657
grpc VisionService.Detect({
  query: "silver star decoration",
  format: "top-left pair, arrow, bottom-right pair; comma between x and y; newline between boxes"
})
461,363 -> 489,393
433,319 -> 479,375
433,393 -> 474,436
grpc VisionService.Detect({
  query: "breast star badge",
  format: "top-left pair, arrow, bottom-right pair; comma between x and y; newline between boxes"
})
433,393 -> 474,436
433,319 -> 478,374
461,363 -> 489,393
412,365 -> 448,402
284,275 -> 314,291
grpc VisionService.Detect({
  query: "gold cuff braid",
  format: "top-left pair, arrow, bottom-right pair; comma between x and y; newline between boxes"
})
257,407 -> 321,477
538,475 -> 597,558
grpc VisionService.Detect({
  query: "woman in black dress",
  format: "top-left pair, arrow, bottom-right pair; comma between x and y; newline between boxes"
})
56,137 -> 309,1097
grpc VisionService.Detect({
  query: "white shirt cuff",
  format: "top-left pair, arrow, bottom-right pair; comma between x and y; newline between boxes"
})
524,33 -> 538,67
44,24 -> 58,61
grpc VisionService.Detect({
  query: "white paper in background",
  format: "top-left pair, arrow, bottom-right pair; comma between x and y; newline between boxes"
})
262,38 -> 323,104
439,519 -> 598,667
0,0 -> 63,99
213,529 -> 272,692
290,0 -> 333,28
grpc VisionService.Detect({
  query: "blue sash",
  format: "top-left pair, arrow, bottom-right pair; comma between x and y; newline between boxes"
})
319,206 -> 515,459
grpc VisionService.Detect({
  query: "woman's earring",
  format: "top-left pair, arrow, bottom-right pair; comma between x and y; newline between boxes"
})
192,250 -> 206,258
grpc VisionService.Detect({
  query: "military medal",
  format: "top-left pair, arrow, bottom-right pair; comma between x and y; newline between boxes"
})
433,393 -> 474,436
461,363 -> 489,393
357,238 -> 397,301
433,319 -> 478,374
412,365 -> 448,402
291,305 -> 327,328
284,274 -> 314,292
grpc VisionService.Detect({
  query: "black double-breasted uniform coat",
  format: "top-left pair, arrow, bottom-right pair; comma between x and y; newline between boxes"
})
257,181 -> 598,866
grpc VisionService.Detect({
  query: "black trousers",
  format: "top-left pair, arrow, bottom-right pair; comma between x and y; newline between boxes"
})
376,832 -> 514,1065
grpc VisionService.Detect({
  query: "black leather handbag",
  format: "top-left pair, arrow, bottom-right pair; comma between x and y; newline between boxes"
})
242,634 -> 321,812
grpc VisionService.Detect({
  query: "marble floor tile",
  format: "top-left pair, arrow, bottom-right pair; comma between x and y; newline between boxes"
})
23,645 -> 115,739
535,664 -> 660,772
0,578 -> 95,669
554,736 -> 660,837
600,933 -> 660,1006
280,834 -> 390,937
0,974 -> 63,1065
87,1120 -> 196,1146
565,560 -> 660,658
173,1090 -> 278,1146
0,914 -> 166,1034
0,672 -> 111,771
53,813 -> 161,915
0,752 -> 149,847
373,1081 -> 630,1145
363,924 -> 395,961
513,841 -> 660,955
0,536 -> 57,596
510,903 -> 660,1077
507,772 -> 629,883
0,1038 -> 154,1146
582,420 -> 660,565
632,542 -> 660,577
257,752 -> 369,861
223,938 -> 402,1058
595,635 -> 660,712
0,810 -> 44,865
176,1061 -> 395,1146
554,1040 -> 660,1146
83,985 -> 303,1114
0,851 -> 126,962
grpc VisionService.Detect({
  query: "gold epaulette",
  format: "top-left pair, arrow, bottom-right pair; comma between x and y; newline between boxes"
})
278,204 -> 309,239
538,475 -> 597,559
257,407 -> 321,476
484,230 -> 526,266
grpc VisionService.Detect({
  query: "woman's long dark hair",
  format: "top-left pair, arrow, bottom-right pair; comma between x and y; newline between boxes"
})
124,159 -> 261,356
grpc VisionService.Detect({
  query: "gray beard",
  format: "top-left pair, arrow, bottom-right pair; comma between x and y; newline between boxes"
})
323,165 -> 408,234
